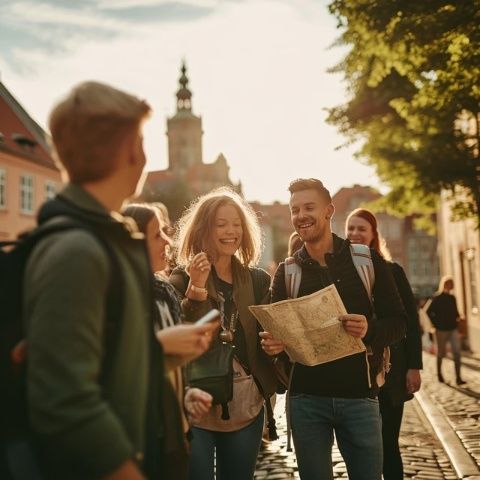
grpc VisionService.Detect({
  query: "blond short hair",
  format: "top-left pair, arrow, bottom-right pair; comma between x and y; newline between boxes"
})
175,187 -> 262,268
49,81 -> 151,183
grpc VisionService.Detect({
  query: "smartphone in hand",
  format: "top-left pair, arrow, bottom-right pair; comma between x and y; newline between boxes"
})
195,309 -> 221,326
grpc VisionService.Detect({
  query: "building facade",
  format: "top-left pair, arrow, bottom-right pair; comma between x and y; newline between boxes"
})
331,185 -> 439,299
0,81 -> 61,241
142,62 -> 240,216
437,191 -> 480,353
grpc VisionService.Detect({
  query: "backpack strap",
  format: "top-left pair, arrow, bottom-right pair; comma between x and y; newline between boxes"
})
284,257 -> 302,299
349,243 -> 375,302
250,268 -> 267,305
282,257 -> 301,451
350,243 -> 392,387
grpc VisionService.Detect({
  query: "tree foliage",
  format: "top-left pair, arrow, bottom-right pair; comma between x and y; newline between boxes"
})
327,0 -> 480,225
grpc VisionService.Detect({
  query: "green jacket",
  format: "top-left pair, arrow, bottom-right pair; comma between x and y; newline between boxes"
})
24,185 -> 154,478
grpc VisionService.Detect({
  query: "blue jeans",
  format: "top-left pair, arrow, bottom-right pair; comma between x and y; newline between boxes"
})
290,395 -> 383,480
187,410 -> 264,480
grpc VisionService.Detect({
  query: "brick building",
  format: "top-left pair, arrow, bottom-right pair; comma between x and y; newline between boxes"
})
331,185 -> 439,298
0,81 -> 61,240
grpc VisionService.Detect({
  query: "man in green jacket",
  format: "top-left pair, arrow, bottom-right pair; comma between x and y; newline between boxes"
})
23,81 -> 216,479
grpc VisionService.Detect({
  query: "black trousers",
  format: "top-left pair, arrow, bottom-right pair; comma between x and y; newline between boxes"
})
379,393 -> 405,480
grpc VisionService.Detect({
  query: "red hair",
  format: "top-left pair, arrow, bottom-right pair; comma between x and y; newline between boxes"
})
346,208 -> 391,260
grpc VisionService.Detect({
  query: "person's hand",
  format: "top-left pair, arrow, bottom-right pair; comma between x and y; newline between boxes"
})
156,322 -> 218,360
187,252 -> 211,289
340,314 -> 368,338
406,369 -> 421,394
259,331 -> 286,356
184,388 -> 213,423
102,460 -> 145,480
11,339 -> 27,365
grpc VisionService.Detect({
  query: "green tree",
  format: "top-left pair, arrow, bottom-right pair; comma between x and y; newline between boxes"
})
327,0 -> 480,225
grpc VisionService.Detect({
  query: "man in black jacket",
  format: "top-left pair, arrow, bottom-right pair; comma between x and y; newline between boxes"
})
427,276 -> 465,385
261,178 -> 406,480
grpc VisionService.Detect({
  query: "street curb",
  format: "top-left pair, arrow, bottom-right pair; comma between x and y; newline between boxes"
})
415,389 -> 480,478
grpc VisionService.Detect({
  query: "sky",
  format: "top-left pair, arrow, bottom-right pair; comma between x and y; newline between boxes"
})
0,0 -> 383,204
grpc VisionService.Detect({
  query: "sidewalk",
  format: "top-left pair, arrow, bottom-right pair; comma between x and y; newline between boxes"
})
255,349 -> 480,479
255,393 -> 457,479
419,351 -> 480,479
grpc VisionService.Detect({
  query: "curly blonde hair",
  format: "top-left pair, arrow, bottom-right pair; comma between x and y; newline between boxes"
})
175,187 -> 263,267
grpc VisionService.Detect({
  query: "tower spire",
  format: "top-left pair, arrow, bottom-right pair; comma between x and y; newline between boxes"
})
176,60 -> 192,112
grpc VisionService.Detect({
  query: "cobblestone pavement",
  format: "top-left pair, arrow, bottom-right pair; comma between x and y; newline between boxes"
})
255,349 -> 480,479
421,351 -> 480,479
255,394 -> 457,479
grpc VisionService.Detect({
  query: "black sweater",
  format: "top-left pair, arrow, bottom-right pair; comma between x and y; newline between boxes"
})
427,292 -> 459,331
380,262 -> 423,405
271,234 -> 406,398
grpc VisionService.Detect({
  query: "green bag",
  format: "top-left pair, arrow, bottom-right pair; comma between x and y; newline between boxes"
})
186,341 -> 234,419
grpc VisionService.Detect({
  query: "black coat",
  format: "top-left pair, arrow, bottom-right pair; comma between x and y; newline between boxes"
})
380,262 -> 423,405
271,234 -> 407,398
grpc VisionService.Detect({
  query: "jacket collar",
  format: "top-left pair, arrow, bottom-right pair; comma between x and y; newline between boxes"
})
293,233 -> 350,265
37,183 -> 142,239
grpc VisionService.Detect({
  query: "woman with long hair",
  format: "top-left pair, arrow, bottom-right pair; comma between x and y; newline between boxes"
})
123,203 -> 216,480
170,187 -> 278,480
345,208 -> 423,480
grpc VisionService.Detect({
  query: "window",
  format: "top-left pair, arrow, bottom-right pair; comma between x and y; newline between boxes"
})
0,169 -> 5,209
465,249 -> 479,314
45,180 -> 57,200
20,174 -> 34,214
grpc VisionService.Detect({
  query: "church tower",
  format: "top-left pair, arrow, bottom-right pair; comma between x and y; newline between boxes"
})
167,61 -> 203,173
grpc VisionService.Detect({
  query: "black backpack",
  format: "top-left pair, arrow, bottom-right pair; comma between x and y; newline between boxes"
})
0,199 -> 124,480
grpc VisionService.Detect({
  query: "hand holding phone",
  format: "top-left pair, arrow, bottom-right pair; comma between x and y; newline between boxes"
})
195,309 -> 221,326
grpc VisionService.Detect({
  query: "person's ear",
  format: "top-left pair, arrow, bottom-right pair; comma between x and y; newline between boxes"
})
325,203 -> 335,220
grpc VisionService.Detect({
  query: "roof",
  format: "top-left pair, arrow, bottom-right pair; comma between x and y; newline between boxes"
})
332,184 -> 381,216
0,81 -> 57,170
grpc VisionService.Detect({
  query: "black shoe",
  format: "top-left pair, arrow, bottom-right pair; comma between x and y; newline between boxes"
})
456,378 -> 466,386
438,374 -> 445,383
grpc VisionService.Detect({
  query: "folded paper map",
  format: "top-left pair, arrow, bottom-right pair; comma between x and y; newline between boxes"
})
249,284 -> 366,366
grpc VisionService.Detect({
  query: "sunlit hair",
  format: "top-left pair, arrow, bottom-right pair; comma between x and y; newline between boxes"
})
175,187 -> 262,267
437,275 -> 453,293
288,178 -> 332,204
49,81 -> 151,183
288,231 -> 304,257
123,203 -> 159,234
346,208 -> 392,261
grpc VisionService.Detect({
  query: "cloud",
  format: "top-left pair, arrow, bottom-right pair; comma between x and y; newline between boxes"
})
96,0 -> 221,9
97,1 -> 214,23
0,0 -> 381,203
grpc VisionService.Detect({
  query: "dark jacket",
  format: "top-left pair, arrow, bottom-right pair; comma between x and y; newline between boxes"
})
24,185 -> 158,479
271,234 -> 406,398
427,292 -> 459,331
380,262 -> 423,405
152,275 -> 189,480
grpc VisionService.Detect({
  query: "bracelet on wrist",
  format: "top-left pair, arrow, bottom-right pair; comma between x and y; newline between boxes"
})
189,283 -> 207,294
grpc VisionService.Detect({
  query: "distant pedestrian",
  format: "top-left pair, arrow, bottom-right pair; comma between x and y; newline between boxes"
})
346,208 -> 423,480
427,276 -> 465,385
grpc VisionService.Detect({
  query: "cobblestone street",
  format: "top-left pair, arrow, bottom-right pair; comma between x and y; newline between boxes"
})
255,352 -> 480,479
